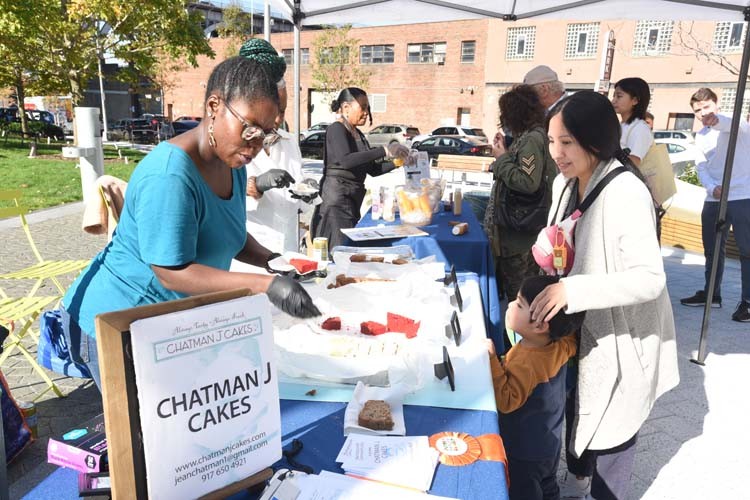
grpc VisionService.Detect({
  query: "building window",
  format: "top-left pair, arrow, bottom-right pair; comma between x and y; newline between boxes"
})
360,45 -> 394,64
506,26 -> 536,60
713,21 -> 746,53
407,42 -> 447,64
371,94 -> 387,113
281,48 -> 310,65
319,47 -> 350,65
632,20 -> 673,56
282,49 -> 293,66
719,88 -> 750,118
461,41 -> 476,63
564,23 -> 600,59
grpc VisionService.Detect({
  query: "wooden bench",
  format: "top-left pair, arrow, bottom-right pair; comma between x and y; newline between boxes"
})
434,154 -> 494,173
661,213 -> 740,259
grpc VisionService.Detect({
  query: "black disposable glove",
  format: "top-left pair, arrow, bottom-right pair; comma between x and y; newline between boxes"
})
264,252 -> 282,273
256,169 -> 295,193
289,177 -> 320,203
289,190 -> 319,204
266,275 -> 322,318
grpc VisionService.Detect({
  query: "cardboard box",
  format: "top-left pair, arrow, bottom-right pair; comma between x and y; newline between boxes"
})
47,413 -> 108,473
95,289 -> 272,499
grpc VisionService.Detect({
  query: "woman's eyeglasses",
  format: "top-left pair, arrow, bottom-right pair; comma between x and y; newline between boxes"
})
223,99 -> 280,154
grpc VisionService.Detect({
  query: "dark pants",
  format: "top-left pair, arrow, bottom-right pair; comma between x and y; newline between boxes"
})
311,205 -> 356,250
497,251 -> 540,303
60,306 -> 102,392
507,455 -> 560,500
702,199 -> 750,300
565,385 -> 639,500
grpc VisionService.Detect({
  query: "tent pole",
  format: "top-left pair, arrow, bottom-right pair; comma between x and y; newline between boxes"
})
264,0 -> 271,41
692,6 -> 750,366
293,3 -> 301,143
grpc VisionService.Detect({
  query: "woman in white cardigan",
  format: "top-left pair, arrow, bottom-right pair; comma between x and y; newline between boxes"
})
530,91 -> 679,500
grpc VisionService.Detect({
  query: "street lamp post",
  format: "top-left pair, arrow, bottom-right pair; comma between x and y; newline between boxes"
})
97,55 -> 109,142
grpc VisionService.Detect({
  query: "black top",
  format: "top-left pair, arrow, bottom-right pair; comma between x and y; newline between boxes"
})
318,121 -> 395,216
323,121 -> 394,182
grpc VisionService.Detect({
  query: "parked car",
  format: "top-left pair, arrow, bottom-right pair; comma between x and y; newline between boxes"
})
158,122 -> 175,141
299,131 -> 326,159
653,130 -> 694,143
300,122 -> 330,139
655,138 -> 703,176
366,124 -> 420,147
113,118 -> 156,143
411,125 -> 487,147
172,120 -> 200,136
175,115 -> 202,122
0,107 -> 64,140
25,110 -> 56,125
0,106 -> 18,122
413,135 -> 493,159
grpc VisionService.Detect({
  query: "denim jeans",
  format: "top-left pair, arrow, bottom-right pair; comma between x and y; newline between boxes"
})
60,306 -> 102,391
701,199 -> 750,300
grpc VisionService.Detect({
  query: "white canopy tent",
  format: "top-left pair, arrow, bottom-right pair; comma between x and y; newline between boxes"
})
267,0 -> 750,363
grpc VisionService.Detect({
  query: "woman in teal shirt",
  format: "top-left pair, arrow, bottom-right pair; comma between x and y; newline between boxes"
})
62,57 -> 320,391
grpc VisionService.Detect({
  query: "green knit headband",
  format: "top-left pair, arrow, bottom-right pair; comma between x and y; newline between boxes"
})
239,38 -> 287,84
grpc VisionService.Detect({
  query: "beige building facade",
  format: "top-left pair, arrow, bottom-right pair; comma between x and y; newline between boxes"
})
165,18 -> 747,139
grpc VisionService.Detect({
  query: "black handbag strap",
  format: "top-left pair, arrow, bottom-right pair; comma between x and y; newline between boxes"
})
578,166 -> 628,213
551,166 -> 628,223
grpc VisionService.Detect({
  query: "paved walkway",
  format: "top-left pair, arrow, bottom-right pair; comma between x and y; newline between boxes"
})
0,204 -> 748,499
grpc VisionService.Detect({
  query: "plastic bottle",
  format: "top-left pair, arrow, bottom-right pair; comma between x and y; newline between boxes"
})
452,222 -> 469,235
371,187 -> 382,220
383,187 -> 396,222
453,187 -> 463,216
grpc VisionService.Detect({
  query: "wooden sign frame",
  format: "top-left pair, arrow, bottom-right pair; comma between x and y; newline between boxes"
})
95,289 -> 272,499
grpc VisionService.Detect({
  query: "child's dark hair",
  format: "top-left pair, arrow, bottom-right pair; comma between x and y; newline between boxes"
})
614,77 -> 651,124
204,56 -> 279,110
519,275 -> 585,341
331,87 -> 372,125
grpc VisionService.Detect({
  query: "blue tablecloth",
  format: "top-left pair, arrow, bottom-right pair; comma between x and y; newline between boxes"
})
355,200 -> 502,349
26,401 -> 508,500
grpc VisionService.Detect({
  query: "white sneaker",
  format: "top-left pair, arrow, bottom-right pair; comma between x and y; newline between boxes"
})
559,471 -> 592,499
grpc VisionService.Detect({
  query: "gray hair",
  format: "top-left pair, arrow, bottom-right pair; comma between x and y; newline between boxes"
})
548,79 -> 565,95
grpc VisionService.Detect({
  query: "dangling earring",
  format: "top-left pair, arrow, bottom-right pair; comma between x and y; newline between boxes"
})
208,116 -> 216,148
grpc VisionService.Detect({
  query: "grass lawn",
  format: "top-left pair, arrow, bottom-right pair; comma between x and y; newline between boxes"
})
0,138 -> 144,211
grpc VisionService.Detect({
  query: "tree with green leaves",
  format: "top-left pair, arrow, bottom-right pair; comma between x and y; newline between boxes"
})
0,0 -> 214,109
0,1 -> 65,137
311,25 -> 370,102
217,2 -> 254,58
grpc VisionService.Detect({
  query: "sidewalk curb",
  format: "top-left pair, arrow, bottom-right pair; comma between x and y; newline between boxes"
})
0,202 -> 84,232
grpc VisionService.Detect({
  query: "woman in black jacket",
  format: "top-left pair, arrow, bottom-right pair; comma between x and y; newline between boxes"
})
311,88 -> 410,248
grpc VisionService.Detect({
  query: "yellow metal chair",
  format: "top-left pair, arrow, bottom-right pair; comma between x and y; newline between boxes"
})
1,295 -> 65,399
0,190 -> 89,298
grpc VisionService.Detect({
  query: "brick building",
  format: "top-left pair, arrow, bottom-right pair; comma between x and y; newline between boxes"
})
164,18 -> 746,138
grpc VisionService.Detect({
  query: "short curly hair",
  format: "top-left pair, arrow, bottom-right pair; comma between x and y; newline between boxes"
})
499,85 -> 546,137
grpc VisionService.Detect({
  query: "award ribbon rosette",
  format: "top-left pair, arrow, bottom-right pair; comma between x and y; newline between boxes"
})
429,432 -> 509,486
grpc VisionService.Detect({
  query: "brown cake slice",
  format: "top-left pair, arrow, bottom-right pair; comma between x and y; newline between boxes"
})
358,400 -> 394,430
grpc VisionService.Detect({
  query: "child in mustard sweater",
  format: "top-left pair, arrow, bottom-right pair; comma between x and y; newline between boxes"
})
488,275 -> 585,500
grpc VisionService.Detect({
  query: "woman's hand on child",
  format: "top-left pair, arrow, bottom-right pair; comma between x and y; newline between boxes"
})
529,282 -> 568,325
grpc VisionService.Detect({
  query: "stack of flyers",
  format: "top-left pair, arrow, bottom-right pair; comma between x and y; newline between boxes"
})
335,435 -> 440,492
